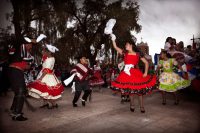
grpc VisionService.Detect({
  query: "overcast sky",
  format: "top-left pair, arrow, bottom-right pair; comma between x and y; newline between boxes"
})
134,0 -> 200,56
0,0 -> 200,57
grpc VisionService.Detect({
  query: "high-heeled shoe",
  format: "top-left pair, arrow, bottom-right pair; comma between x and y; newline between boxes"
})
174,100 -> 179,105
121,98 -> 125,104
162,101 -> 166,105
130,106 -> 135,112
140,107 -> 145,113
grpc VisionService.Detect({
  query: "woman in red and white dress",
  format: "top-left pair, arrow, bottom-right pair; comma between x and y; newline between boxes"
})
28,44 -> 64,109
89,62 -> 104,87
110,34 -> 156,113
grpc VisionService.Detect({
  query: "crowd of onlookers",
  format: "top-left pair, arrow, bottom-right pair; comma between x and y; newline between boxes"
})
155,37 -> 200,92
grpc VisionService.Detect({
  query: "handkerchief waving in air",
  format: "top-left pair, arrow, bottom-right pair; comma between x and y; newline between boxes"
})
104,19 -> 116,35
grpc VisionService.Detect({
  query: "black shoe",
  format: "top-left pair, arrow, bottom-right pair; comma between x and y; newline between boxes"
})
162,101 -> 166,105
12,115 -> 28,121
130,106 -> 135,112
82,100 -> 86,107
40,103 -> 49,108
130,108 -> 135,112
73,103 -> 78,107
140,107 -> 145,113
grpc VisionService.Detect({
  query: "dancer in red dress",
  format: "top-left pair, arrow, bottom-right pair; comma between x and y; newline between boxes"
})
110,34 -> 156,113
28,45 -> 64,109
89,62 -> 104,87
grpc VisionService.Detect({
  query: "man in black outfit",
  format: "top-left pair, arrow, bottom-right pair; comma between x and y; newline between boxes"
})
8,38 -> 33,121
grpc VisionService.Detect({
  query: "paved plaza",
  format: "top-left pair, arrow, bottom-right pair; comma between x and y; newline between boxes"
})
0,87 -> 200,133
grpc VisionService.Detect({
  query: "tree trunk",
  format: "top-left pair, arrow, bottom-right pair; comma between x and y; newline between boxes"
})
11,0 -> 22,46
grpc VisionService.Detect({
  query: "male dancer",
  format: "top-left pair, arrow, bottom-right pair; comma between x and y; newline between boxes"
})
8,37 -> 34,121
71,56 -> 93,107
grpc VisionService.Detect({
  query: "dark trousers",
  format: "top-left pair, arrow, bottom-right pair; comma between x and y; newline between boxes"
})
72,80 -> 92,104
8,67 -> 26,114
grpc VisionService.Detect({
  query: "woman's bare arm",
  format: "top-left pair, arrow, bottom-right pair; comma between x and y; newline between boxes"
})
111,34 -> 123,55
140,57 -> 149,77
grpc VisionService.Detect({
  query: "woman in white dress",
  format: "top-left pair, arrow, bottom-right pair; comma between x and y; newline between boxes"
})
28,45 -> 64,109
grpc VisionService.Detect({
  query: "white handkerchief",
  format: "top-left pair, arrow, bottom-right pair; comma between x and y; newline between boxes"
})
104,19 -> 116,35
71,82 -> 76,93
36,34 -> 47,42
63,73 -> 76,86
124,64 -> 134,76
24,37 -> 32,43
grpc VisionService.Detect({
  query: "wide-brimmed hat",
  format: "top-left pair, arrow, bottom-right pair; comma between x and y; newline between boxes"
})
24,34 -> 47,44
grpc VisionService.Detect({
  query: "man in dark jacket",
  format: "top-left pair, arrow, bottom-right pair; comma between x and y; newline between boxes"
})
8,38 -> 34,121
